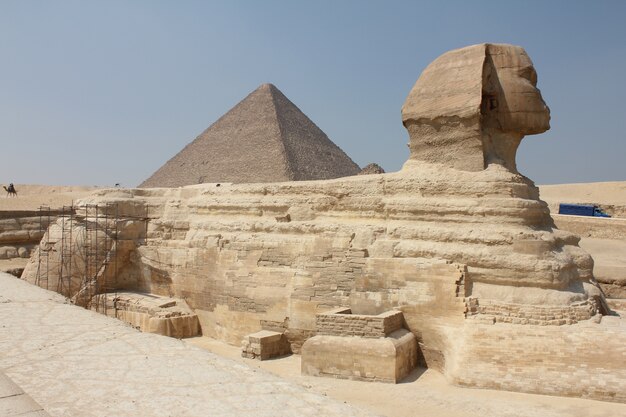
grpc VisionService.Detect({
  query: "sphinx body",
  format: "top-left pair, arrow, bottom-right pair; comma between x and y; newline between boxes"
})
22,44 -> 626,401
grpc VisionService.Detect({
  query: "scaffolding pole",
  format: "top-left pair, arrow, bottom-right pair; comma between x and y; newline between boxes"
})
57,205 -> 74,298
33,203 -> 140,313
35,205 -> 51,290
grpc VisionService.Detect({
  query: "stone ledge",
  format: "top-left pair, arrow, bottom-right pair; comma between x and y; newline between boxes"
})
92,292 -> 200,338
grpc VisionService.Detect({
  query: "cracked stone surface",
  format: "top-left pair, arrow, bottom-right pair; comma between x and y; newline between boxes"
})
0,273 -> 376,417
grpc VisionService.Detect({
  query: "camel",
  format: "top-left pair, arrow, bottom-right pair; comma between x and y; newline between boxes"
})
3,184 -> 17,197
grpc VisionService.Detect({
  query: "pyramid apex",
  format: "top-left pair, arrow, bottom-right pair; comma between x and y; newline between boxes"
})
257,83 -> 278,91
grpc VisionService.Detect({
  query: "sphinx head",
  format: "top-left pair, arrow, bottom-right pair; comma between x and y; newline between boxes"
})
401,43 -> 550,172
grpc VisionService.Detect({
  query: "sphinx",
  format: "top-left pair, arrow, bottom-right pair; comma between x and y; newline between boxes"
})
22,43 -> 625,401
403,43 -> 602,308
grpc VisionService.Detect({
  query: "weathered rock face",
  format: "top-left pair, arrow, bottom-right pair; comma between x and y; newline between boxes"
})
21,44 -> 626,402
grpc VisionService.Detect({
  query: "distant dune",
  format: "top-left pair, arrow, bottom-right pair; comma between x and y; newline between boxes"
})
0,184 -> 100,211
539,181 -> 626,218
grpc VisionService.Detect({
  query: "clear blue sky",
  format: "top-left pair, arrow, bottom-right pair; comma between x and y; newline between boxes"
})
1,0 -> 625,186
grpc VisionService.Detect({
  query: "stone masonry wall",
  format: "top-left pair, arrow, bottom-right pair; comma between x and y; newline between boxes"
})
132,231 -> 467,356
316,308 -> 404,338
451,317 -> 626,402
465,298 -> 596,325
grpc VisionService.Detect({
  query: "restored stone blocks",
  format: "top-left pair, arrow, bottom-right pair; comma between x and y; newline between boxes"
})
302,309 -> 417,382
241,330 -> 291,360
465,298 -> 596,325
452,319 -> 626,403
301,329 -> 417,383
315,307 -> 404,338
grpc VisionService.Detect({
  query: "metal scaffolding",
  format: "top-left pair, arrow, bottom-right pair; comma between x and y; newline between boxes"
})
35,205 -> 51,290
57,205 -> 73,297
35,203 -> 150,312
82,204 -> 116,313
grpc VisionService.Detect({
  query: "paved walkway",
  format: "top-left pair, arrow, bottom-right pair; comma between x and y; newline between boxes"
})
0,273 -> 375,417
0,371 -> 50,417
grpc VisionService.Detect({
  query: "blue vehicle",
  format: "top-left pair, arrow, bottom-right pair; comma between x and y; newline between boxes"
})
558,203 -> 611,218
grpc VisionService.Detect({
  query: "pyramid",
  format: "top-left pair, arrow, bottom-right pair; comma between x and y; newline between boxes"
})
140,84 -> 360,187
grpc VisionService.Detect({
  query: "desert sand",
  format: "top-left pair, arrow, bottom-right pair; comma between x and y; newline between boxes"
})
539,181 -> 626,206
0,184 -> 99,211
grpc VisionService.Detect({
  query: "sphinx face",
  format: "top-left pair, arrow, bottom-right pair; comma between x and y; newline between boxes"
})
483,45 -> 551,135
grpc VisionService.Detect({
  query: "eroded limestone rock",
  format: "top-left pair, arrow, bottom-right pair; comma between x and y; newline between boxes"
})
92,291 -> 200,338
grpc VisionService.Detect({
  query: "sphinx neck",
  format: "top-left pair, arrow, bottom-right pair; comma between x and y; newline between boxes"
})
405,118 -> 486,171
481,129 -> 524,173
405,120 -> 525,174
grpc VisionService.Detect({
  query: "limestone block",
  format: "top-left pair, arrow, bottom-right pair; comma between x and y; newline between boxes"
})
301,329 -> 417,383
92,292 -> 200,339
241,330 -> 290,360
28,230 -> 45,241
315,308 -> 404,338
451,320 -> 626,403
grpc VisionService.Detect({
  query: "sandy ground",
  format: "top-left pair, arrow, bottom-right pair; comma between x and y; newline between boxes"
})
0,184 -> 99,211
539,181 -> 626,206
186,336 -> 626,417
